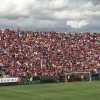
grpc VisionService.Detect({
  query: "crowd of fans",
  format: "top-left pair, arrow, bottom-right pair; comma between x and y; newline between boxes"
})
0,29 -> 100,79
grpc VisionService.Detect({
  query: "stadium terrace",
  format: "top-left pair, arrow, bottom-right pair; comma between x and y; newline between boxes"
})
0,29 -> 100,84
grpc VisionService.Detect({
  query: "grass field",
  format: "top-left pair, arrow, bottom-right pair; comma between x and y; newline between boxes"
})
0,81 -> 100,100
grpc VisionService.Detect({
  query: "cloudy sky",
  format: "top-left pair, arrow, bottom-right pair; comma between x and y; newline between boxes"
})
0,0 -> 100,32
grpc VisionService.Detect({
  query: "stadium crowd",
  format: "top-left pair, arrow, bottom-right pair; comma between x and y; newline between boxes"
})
0,29 -> 100,81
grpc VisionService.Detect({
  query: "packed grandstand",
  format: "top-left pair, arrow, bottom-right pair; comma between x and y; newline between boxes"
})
0,29 -> 100,84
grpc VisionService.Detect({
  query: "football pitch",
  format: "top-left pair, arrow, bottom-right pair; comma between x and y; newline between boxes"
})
0,81 -> 100,100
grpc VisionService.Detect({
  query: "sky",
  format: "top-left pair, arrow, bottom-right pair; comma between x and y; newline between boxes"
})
0,0 -> 100,32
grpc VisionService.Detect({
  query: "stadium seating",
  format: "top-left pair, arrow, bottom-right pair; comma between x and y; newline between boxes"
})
0,29 -> 100,82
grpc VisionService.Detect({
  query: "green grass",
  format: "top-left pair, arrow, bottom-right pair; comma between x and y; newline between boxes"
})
0,81 -> 100,100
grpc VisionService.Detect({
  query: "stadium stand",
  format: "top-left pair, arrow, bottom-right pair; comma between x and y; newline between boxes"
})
0,29 -> 100,84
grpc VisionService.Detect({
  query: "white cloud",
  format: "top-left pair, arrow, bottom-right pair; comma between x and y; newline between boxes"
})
54,10 -> 82,20
67,20 -> 89,28
49,0 -> 67,9
0,0 -> 35,16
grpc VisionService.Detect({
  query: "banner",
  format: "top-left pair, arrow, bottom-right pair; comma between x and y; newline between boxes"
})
0,77 -> 20,83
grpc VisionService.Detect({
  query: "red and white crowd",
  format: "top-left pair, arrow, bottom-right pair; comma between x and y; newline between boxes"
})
0,29 -> 100,78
